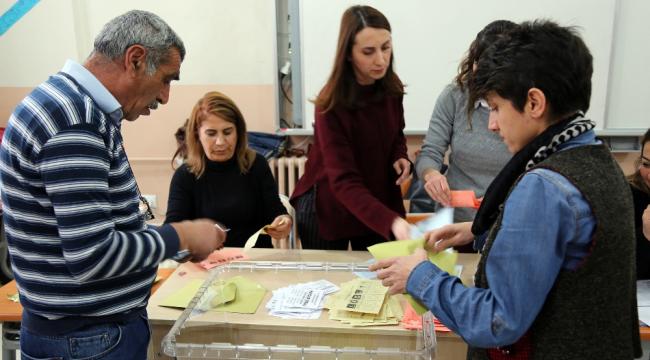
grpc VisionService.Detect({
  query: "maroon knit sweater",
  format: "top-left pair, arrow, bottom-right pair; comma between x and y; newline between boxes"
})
291,85 -> 407,241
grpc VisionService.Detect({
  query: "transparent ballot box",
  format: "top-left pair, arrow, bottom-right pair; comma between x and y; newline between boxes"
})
161,261 -> 437,360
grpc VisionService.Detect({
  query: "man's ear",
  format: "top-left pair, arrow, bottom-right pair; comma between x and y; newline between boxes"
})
123,44 -> 147,75
526,87 -> 548,120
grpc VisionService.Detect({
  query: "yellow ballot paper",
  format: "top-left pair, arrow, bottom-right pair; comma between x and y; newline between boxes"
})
243,227 -> 267,249
159,279 -> 204,309
210,281 -> 237,307
342,279 -> 388,314
367,239 -> 458,315
326,278 -> 403,327
212,276 -> 266,314
244,218 -> 288,250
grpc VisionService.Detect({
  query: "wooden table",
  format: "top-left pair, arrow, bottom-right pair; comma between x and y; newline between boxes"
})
147,249 -> 477,360
0,268 -> 174,360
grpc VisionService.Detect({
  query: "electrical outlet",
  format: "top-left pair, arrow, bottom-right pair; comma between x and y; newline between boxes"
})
142,194 -> 157,209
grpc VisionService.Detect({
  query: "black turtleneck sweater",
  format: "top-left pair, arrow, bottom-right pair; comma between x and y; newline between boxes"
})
164,152 -> 287,248
631,184 -> 650,279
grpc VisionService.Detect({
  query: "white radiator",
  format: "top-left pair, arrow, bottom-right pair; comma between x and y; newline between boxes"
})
268,156 -> 307,197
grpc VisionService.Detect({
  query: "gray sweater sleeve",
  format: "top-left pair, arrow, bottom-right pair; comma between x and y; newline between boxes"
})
415,84 -> 457,179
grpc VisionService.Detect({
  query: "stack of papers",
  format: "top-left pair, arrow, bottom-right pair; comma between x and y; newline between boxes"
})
324,278 -> 403,327
266,279 -> 339,319
367,238 -> 458,315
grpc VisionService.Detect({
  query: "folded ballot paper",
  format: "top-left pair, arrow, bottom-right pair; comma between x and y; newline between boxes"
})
368,208 -> 458,315
160,276 -> 266,314
324,278 -> 403,327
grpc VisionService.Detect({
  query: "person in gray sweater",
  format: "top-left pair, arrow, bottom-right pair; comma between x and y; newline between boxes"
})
415,21 -> 516,238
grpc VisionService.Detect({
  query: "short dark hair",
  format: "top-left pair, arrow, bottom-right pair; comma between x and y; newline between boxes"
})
469,20 -> 593,122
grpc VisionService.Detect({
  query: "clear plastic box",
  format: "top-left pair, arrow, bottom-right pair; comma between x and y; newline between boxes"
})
161,261 -> 437,359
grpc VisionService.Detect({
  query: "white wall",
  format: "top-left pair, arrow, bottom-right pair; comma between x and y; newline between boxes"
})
298,0 -> 635,132
605,0 -> 650,129
0,0 -> 277,86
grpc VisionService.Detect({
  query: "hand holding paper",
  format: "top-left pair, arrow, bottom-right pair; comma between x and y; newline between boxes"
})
367,235 -> 458,315
264,215 -> 292,239
424,222 -> 474,252
244,216 -> 292,249
370,248 -> 428,295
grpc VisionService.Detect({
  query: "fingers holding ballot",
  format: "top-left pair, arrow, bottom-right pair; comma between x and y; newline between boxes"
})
369,248 -> 428,295
424,222 -> 474,252
264,215 -> 292,239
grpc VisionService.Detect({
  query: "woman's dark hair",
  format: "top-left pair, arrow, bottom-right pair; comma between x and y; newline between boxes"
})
455,20 -> 518,91
314,5 -> 404,113
627,128 -> 650,194
171,119 -> 188,169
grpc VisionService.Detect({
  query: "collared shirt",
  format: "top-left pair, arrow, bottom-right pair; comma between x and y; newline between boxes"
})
61,59 -> 123,124
407,131 -> 599,348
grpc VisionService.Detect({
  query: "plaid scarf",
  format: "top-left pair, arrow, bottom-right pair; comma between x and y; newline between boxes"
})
472,113 -> 595,236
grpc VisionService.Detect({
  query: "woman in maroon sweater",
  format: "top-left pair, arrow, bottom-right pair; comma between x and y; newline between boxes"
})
291,5 -> 412,250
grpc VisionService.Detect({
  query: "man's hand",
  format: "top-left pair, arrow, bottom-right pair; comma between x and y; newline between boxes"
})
171,219 -> 227,262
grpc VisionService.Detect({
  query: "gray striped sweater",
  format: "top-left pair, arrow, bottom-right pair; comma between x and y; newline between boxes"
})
0,72 -> 179,321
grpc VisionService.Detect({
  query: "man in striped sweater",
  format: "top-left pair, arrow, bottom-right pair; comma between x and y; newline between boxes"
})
0,10 -> 226,359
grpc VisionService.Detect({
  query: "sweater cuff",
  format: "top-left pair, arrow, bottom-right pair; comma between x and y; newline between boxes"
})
377,211 -> 401,239
149,224 -> 181,259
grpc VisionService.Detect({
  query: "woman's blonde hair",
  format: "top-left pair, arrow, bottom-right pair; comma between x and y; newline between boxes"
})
185,91 -> 256,177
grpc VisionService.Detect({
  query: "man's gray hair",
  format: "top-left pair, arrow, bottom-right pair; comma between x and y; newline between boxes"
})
93,10 -> 185,75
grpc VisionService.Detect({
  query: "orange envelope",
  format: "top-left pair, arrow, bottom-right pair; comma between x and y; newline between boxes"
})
450,190 -> 482,209
400,301 -> 451,332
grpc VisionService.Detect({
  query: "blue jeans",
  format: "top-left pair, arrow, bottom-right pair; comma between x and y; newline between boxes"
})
19,313 -> 151,360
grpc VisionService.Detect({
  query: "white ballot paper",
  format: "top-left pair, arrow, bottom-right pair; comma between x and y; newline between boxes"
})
267,279 -> 339,319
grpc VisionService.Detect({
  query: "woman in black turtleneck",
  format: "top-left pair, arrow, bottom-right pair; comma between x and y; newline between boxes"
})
627,128 -> 650,279
164,91 -> 291,248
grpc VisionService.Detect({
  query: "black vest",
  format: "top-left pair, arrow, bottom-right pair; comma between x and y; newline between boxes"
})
469,145 -> 641,360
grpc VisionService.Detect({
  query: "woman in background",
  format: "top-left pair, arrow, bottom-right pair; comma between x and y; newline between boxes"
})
627,128 -> 650,279
414,20 -> 516,251
171,119 -> 188,168
291,5 -> 411,250
165,91 -> 291,248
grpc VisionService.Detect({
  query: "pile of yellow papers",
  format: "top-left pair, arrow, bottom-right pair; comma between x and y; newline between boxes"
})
367,239 -> 458,315
160,276 -> 266,314
324,278 -> 403,327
